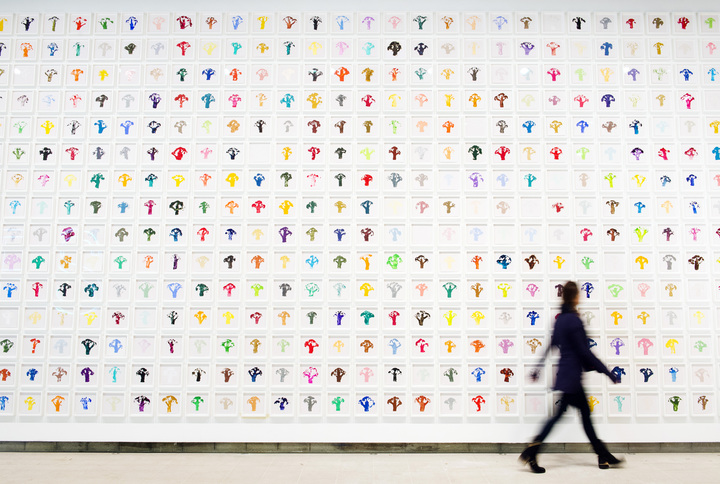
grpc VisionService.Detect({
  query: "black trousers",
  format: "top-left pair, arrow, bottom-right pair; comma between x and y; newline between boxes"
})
533,390 -> 609,457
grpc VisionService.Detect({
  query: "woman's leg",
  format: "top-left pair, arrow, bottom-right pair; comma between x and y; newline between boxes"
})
520,394 -> 570,473
569,391 -> 610,457
532,393 -> 570,444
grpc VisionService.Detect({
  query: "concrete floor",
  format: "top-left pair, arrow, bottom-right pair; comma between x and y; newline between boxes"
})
0,452 -> 717,483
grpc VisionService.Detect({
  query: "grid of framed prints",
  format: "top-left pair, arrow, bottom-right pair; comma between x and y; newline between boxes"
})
0,10 -> 719,434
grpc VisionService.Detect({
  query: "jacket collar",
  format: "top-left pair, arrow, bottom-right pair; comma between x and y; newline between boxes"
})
560,303 -> 577,314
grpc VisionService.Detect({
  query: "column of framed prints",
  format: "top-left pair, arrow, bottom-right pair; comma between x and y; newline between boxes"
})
0,10 -> 719,433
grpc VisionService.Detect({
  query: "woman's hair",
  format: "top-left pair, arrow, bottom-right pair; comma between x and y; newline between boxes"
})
562,281 -> 579,306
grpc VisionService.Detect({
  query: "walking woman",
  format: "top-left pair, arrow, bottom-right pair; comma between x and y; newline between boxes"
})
519,281 -> 624,473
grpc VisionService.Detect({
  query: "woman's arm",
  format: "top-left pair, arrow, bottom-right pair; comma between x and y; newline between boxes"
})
529,331 -> 555,381
572,321 -> 616,381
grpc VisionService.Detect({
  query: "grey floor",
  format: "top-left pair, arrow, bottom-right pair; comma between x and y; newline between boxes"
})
0,452 -> 717,483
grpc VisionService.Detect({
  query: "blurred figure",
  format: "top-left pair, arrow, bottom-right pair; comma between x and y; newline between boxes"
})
519,281 -> 624,473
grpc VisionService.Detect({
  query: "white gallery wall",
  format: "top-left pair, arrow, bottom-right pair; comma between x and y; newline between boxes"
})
0,2 -> 719,442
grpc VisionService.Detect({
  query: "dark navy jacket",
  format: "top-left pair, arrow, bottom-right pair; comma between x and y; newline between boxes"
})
550,305 -> 615,393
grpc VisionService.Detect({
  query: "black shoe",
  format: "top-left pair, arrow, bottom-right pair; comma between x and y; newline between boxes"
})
527,459 -> 546,474
519,443 -> 545,473
599,454 -> 625,469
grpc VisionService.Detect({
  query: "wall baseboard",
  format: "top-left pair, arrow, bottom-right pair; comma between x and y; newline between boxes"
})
0,442 -> 718,453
